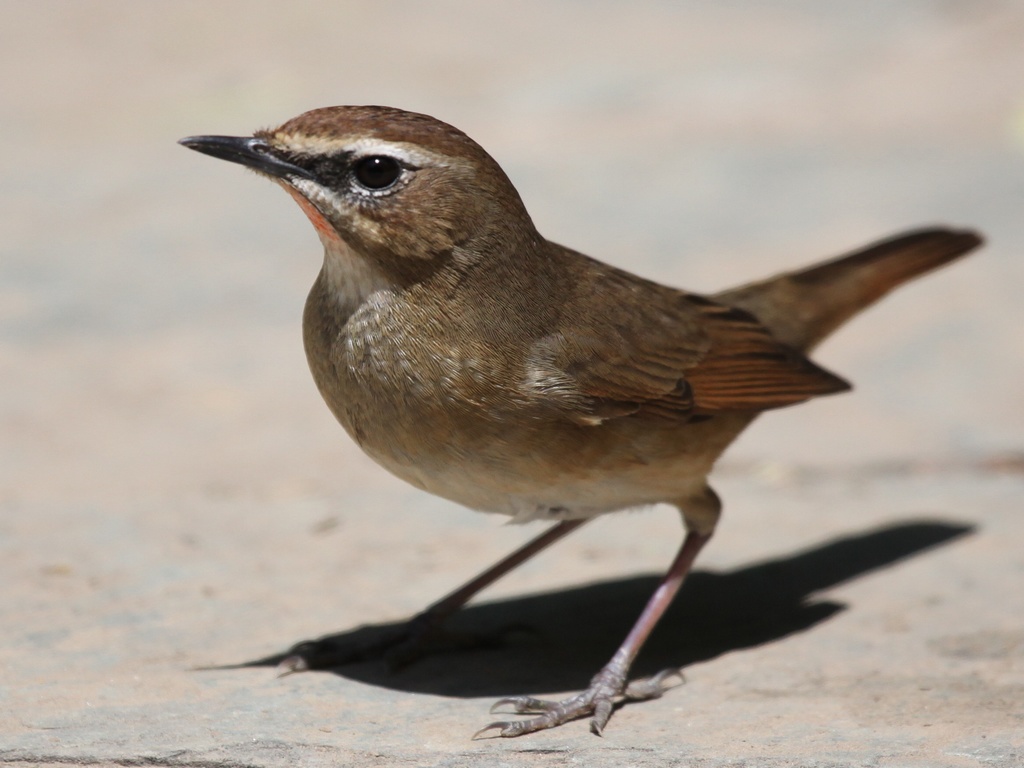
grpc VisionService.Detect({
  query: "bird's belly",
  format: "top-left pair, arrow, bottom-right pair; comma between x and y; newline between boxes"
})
351,410 -> 722,523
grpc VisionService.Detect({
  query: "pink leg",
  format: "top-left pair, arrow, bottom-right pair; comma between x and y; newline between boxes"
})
279,518 -> 589,672
477,529 -> 713,738
421,518 -> 589,622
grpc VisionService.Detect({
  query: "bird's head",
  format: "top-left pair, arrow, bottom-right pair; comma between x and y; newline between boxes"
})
180,106 -> 535,290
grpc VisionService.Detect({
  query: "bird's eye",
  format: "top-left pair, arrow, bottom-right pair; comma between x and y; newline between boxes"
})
352,155 -> 403,190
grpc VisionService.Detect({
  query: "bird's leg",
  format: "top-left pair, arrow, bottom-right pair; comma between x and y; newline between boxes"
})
278,518 -> 589,673
476,527 -> 713,738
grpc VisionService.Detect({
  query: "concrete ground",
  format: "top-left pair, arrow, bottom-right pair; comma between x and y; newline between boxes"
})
2,2 -> 1022,766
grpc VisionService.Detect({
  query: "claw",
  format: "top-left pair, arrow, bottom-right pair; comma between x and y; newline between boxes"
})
472,721 -> 513,739
488,697 -> 515,714
275,654 -> 309,677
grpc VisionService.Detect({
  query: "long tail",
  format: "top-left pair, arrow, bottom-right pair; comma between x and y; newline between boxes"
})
713,228 -> 983,353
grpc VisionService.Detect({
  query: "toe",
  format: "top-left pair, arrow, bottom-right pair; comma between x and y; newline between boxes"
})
490,696 -> 557,714
590,697 -> 614,736
623,667 -> 685,700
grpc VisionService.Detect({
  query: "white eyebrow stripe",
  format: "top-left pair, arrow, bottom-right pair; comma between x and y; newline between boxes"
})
273,133 -> 444,167
345,138 -> 438,166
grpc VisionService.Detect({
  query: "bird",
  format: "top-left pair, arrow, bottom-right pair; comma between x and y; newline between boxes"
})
179,105 -> 982,738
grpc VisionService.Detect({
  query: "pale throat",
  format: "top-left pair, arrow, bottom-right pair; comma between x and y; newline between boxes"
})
281,183 -> 394,313
320,236 -> 394,314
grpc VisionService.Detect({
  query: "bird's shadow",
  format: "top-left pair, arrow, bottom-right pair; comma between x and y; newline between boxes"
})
226,519 -> 973,698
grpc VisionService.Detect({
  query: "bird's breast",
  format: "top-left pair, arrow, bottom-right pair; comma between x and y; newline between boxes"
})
302,278 -> 732,519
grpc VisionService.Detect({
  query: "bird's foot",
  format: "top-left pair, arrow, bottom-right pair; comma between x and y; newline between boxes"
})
474,666 -> 683,738
276,612 -> 518,675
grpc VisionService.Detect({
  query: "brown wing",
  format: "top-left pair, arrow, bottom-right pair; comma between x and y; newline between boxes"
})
529,263 -> 849,424
682,295 -> 850,410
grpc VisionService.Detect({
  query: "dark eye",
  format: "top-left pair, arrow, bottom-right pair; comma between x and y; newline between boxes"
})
352,155 -> 402,190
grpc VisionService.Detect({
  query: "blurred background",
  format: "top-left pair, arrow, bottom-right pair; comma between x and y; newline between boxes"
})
2,3 -> 1023,762
2,2 -> 1021,510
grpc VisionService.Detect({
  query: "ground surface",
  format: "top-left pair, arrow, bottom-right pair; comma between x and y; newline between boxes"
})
2,2 -> 1023,766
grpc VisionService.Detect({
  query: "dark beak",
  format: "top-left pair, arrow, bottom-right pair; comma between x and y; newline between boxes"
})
178,135 -> 315,181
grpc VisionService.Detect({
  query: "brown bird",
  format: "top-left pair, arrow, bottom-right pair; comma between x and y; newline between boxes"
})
180,106 -> 982,738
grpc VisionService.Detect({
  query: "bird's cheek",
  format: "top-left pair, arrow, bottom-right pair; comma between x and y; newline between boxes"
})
284,186 -> 344,245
